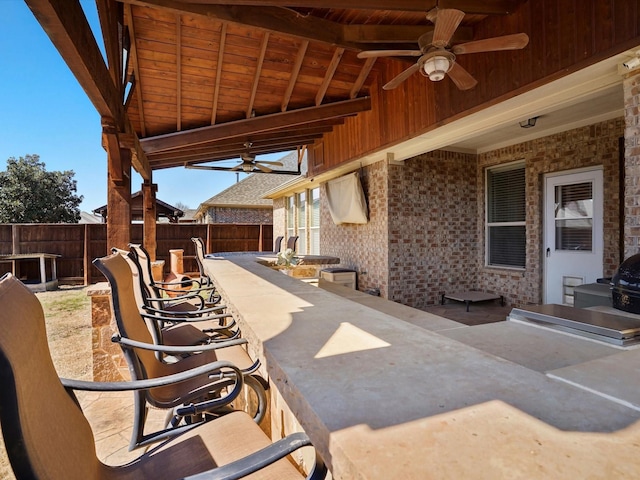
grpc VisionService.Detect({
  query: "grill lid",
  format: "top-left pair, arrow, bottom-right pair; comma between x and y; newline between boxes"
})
611,253 -> 640,314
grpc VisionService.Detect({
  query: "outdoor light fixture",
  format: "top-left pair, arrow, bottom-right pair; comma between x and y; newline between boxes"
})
421,51 -> 455,82
623,56 -> 640,70
519,117 -> 539,129
423,56 -> 451,81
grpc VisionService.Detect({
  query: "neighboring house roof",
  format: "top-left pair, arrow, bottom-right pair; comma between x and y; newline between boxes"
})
195,151 -> 304,219
93,191 -> 185,223
78,211 -> 104,224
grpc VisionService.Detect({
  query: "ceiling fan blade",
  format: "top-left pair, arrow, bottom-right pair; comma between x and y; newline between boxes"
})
452,33 -> 529,55
447,62 -> 478,90
383,63 -> 420,90
432,8 -> 465,47
357,50 -> 421,59
257,161 -> 284,166
230,164 -> 243,171
255,163 -> 273,173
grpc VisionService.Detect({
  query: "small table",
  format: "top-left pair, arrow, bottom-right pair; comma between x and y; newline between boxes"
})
441,290 -> 504,312
0,253 -> 60,292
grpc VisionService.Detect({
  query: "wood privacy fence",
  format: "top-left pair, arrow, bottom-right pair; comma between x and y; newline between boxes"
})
0,223 -> 273,285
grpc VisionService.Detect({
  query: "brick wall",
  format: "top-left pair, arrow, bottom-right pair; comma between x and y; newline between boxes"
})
477,117 -> 624,306
320,161 -> 390,296
275,118 -> 623,310
624,71 -> 640,259
205,206 -> 272,224
272,197 -> 286,246
387,151 -> 477,308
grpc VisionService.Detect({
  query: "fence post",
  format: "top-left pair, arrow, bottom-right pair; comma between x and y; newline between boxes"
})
11,225 -> 20,254
84,223 -> 90,285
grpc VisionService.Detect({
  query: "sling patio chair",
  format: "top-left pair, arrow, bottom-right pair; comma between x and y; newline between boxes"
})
191,237 -> 224,303
129,243 -> 222,309
115,246 -> 239,346
273,235 -> 284,253
94,253 -> 267,449
0,272 -> 326,480
286,236 -> 299,251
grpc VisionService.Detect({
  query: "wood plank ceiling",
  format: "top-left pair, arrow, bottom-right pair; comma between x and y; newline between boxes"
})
116,0 -> 526,171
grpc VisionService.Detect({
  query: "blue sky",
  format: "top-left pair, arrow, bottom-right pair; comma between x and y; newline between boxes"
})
0,2 -> 282,212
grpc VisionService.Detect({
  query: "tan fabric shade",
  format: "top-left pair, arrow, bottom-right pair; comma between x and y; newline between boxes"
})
326,172 -> 368,225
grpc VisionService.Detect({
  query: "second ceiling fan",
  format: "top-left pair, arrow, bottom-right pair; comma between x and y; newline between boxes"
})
357,8 -> 529,91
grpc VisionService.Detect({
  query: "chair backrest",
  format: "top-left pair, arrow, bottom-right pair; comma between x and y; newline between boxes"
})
191,237 -> 207,278
128,243 -> 163,300
93,253 -> 166,383
112,247 -> 165,347
0,273 -> 103,479
287,236 -> 299,250
274,236 -> 284,253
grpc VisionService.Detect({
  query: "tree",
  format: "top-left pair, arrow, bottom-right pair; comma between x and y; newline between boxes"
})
0,155 -> 83,223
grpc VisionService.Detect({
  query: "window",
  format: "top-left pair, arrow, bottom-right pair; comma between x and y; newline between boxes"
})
296,191 -> 307,253
286,196 -> 295,244
309,188 -> 320,254
284,187 -> 320,255
486,163 -> 526,268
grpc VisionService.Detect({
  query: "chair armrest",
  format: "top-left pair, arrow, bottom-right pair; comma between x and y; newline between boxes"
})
183,432 -> 327,480
141,311 -> 233,325
61,360 -> 241,392
112,335 -> 246,354
143,303 -> 227,317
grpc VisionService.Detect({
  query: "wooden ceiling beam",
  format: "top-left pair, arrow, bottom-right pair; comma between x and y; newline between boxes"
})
350,57 -> 375,99
124,3 -> 147,136
123,0 -> 352,48
26,0 -> 151,180
316,47 -> 344,106
211,23 -> 227,125
27,0 -> 124,124
281,40 -> 308,112
151,136 -> 323,168
247,32 -> 270,119
153,0 -> 523,14
141,96 -> 371,153
172,0 -> 437,11
95,0 -> 123,95
343,25 -> 473,44
147,124 -> 337,162
176,14 -> 182,131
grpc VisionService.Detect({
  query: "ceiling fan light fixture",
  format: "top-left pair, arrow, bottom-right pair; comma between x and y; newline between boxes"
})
241,163 -> 254,173
422,54 -> 453,81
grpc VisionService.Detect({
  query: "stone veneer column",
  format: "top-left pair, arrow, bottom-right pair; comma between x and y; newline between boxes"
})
87,283 -> 128,382
624,70 -> 640,259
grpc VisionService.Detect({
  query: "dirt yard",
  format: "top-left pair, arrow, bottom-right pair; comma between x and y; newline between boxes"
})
0,285 -> 92,480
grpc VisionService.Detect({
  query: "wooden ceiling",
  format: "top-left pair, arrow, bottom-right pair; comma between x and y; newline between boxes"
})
110,0 -> 527,171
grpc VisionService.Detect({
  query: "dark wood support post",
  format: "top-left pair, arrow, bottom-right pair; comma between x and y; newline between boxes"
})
103,117 -> 132,252
142,181 -> 158,261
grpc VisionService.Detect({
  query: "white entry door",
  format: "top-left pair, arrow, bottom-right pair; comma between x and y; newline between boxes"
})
543,168 -> 603,305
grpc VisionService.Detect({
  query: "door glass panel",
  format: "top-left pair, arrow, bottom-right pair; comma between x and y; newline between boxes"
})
554,182 -> 593,252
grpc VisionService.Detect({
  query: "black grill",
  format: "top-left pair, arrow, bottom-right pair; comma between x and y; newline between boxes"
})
611,253 -> 640,314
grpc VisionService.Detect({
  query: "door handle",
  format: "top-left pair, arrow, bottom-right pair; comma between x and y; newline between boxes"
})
546,247 -> 550,258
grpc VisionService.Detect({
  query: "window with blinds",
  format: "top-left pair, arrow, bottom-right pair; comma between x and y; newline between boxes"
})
284,188 -> 320,255
486,163 -> 526,268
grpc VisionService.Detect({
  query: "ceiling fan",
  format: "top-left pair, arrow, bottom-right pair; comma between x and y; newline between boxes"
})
185,142 -> 295,174
231,151 -> 284,173
357,8 -> 529,91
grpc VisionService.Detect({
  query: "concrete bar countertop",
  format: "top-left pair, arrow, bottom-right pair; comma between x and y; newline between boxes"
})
204,254 -> 640,479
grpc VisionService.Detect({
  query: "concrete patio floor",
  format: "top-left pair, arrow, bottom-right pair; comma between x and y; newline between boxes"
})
80,280 -> 640,474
